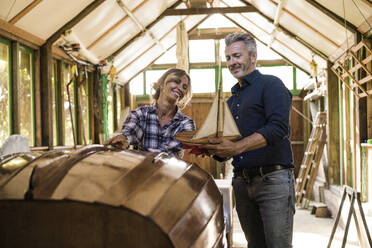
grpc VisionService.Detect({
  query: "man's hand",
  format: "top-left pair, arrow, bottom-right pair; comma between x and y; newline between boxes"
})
103,134 -> 128,150
200,137 -> 241,158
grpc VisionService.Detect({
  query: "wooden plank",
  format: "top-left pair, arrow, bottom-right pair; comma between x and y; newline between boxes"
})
0,18 -> 44,47
163,6 -> 256,15
47,0 -> 105,44
327,61 -> 340,185
34,48 -> 42,146
9,0 -> 43,25
11,41 -> 20,134
40,43 -> 53,148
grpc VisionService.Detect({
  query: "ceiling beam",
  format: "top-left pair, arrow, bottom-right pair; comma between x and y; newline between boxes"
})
107,0 -> 183,59
188,27 -> 244,40
9,0 -> 43,24
163,6 -> 256,15
0,18 -> 45,47
304,0 -> 357,33
47,0 -> 105,44
237,0 -> 328,60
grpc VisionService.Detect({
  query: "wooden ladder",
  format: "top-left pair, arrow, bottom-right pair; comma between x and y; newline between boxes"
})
295,112 -> 327,207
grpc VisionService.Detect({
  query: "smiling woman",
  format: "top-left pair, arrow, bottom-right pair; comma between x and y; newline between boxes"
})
104,68 -> 195,158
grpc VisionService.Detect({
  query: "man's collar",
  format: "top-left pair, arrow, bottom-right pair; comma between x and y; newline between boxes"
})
231,70 -> 260,94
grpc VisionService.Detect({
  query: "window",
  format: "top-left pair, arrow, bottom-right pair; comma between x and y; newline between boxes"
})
0,39 -> 10,145
129,72 -> 144,95
222,68 -> 237,92
153,46 -> 177,64
18,45 -> 34,145
145,69 -> 167,95
189,40 -> 215,63
79,72 -> 90,144
257,66 -> 294,90
63,63 -> 74,146
190,68 -> 215,93
296,68 -> 310,90
107,83 -> 114,135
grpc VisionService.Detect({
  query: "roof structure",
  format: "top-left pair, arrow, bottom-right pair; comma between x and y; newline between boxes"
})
1,0 -> 371,84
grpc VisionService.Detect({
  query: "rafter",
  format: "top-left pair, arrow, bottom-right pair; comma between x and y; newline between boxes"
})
163,6 -> 256,15
87,0 -> 148,50
9,0 -> 43,24
47,0 -> 105,44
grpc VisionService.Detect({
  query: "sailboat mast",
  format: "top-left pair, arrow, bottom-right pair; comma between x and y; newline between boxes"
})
216,42 -> 223,137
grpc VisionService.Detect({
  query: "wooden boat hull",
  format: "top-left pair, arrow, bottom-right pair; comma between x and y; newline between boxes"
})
0,145 -> 225,248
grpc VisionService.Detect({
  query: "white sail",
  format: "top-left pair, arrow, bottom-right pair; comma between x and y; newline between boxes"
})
223,102 -> 240,136
192,95 -> 218,140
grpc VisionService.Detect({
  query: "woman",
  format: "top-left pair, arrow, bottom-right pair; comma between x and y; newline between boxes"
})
104,68 -> 195,157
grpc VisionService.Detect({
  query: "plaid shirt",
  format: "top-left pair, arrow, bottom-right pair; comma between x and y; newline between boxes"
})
120,105 -> 195,157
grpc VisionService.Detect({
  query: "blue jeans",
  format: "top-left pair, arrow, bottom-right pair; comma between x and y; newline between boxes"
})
232,168 -> 295,248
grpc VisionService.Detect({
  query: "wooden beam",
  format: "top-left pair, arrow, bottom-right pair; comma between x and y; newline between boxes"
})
236,0 -> 328,60
327,61 -> 340,185
304,0 -> 357,33
40,42 -> 53,148
163,6 -> 256,15
87,0 -> 148,50
0,18 -> 44,47
189,27 -> 244,40
47,0 -> 105,44
107,0 -> 182,59
9,0 -> 43,25
34,48 -> 42,146
148,59 -> 289,69
11,41 -> 20,134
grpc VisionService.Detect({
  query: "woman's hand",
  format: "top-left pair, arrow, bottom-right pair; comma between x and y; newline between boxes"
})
103,134 -> 128,150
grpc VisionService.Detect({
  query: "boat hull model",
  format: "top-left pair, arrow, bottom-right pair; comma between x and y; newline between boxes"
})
0,145 -> 225,248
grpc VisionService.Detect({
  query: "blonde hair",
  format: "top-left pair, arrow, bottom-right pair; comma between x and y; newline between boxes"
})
152,68 -> 192,109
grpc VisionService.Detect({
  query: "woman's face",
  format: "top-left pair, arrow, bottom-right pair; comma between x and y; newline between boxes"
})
161,74 -> 190,103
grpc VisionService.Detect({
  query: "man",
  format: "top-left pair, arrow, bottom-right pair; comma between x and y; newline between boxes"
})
202,33 -> 295,248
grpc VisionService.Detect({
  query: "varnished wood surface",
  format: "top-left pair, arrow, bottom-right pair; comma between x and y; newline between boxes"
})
0,145 -> 225,247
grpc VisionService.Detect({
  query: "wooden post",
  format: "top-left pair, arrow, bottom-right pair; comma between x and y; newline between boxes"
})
56,60 -> 64,146
34,48 -> 42,146
327,61 -> 340,185
11,41 -> 20,134
40,42 -> 53,149
93,66 -> 103,144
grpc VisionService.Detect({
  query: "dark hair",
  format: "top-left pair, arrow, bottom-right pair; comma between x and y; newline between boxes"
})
152,68 -> 192,109
225,32 -> 257,54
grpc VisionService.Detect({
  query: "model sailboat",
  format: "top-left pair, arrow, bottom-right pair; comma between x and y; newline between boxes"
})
175,58 -> 242,145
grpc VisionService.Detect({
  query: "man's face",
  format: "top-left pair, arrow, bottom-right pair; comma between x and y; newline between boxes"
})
225,41 -> 257,80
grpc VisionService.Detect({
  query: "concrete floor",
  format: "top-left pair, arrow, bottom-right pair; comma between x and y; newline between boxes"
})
231,206 -> 363,248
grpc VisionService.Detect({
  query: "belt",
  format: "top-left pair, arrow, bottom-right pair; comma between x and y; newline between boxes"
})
235,165 -> 288,179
